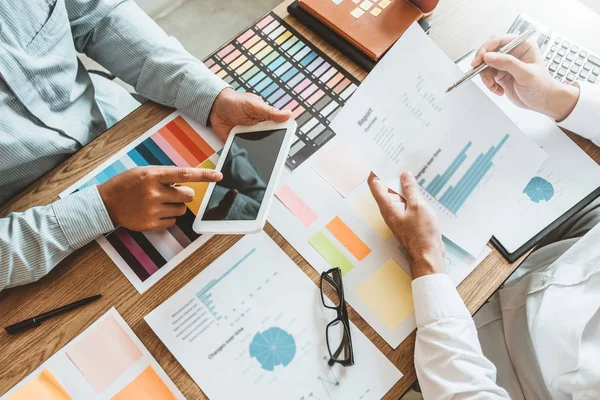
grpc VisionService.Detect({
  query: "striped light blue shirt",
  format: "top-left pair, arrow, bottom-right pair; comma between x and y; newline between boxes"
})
0,0 -> 228,291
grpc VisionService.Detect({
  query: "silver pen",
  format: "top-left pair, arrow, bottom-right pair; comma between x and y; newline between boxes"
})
445,28 -> 537,93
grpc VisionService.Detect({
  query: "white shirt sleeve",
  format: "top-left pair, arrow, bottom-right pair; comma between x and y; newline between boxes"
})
558,82 -> 600,146
412,274 -> 510,399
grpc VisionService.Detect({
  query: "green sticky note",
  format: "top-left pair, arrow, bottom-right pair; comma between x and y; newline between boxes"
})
309,232 -> 354,275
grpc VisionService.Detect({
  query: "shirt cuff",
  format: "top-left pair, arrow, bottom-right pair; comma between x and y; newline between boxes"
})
412,273 -> 470,327
52,185 -> 115,249
175,64 -> 231,126
558,82 -> 600,146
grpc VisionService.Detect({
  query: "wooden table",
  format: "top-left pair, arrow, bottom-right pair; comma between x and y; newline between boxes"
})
2,0 -> 600,398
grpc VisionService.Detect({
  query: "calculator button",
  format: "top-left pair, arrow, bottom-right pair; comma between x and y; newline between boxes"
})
580,70 -> 589,79
588,54 -> 600,67
567,73 -> 576,82
571,45 -> 579,53
562,61 -> 571,69
584,63 -> 592,71
549,63 -> 558,72
550,45 -> 557,52
545,52 -> 553,60
566,53 -> 575,62
589,75 -> 597,83
580,50 -> 588,58
571,65 -> 580,74
555,37 -> 561,44
554,76 -> 562,82
558,48 -> 567,57
562,41 -> 570,49
558,68 -> 567,77
554,56 -> 563,64
575,58 -> 584,66
593,67 -> 600,76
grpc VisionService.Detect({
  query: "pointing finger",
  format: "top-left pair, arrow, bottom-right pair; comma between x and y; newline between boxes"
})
156,167 -> 222,184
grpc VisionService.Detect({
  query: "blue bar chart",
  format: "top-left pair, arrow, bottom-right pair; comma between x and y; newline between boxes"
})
423,134 -> 510,214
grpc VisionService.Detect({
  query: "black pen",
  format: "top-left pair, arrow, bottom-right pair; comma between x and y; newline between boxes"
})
5,294 -> 103,335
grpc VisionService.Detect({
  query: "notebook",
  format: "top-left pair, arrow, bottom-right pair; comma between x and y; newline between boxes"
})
298,0 -> 427,61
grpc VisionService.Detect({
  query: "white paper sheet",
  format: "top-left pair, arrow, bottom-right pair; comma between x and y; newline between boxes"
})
145,232 -> 403,399
331,23 -> 548,256
1,308 -> 183,400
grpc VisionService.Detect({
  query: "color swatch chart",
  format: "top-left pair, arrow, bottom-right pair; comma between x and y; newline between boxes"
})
204,13 -> 359,169
2,308 -> 182,400
60,113 -> 221,293
419,134 -> 510,214
269,137 -> 490,347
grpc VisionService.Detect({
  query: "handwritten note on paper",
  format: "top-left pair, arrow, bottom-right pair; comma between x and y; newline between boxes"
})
66,315 -> 143,392
312,141 -> 371,197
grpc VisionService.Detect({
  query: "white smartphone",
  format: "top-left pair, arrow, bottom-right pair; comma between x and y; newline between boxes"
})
193,119 -> 297,234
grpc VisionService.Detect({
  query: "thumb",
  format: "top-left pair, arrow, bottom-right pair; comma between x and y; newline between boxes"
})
400,171 -> 422,207
483,52 -> 531,83
251,98 -> 292,122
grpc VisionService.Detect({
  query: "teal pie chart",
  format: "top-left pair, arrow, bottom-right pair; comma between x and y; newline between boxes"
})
523,177 -> 555,203
249,327 -> 296,371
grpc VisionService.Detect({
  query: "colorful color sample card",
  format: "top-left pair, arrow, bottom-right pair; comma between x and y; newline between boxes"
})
204,13 -> 359,169
60,113 -> 221,293
2,308 -> 182,400
145,232 -> 402,399
269,137 -> 491,348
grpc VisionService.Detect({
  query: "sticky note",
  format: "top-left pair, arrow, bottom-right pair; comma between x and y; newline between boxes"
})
112,366 -> 176,400
379,0 -> 391,8
360,0 -> 373,10
326,217 -> 371,261
312,142 -> 370,197
181,158 -> 216,215
7,369 -> 71,400
350,7 -> 364,18
371,6 -> 382,15
309,232 -> 354,275
351,191 -> 393,240
356,259 -> 414,330
66,315 -> 143,393
275,185 -> 317,227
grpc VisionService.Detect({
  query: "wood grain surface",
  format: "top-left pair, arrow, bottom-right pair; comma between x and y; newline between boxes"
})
1,0 -> 599,398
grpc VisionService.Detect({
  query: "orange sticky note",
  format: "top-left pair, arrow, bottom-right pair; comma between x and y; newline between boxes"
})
7,369 -> 71,400
112,366 -> 176,400
326,216 -> 371,261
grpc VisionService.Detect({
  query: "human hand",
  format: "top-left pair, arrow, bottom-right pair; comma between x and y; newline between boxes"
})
98,167 -> 222,231
209,88 -> 292,140
473,35 -> 580,121
368,172 -> 445,279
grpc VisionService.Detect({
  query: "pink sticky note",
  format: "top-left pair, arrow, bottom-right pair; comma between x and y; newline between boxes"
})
312,141 -> 371,197
66,315 -> 142,393
276,185 -> 317,227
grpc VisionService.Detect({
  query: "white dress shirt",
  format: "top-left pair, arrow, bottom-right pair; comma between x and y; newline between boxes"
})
411,82 -> 600,399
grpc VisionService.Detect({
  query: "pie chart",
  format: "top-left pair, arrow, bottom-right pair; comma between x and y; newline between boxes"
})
249,327 -> 296,371
523,177 -> 555,203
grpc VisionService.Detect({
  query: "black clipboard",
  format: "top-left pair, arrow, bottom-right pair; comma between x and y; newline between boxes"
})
287,1 -> 431,72
455,50 -> 600,263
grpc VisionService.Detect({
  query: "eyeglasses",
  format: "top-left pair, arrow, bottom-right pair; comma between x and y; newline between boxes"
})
320,268 -> 355,367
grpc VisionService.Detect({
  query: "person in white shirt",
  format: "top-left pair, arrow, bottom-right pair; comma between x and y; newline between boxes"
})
370,35 -> 600,399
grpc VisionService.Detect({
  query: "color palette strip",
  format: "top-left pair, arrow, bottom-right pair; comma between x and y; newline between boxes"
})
204,12 -> 360,169
275,185 -> 317,226
326,216 -> 371,261
309,231 -> 354,275
75,116 -> 220,286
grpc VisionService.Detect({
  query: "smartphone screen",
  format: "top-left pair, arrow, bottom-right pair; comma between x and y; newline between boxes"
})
201,129 -> 287,221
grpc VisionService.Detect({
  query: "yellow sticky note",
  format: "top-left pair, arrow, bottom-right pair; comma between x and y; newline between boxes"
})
181,159 -> 216,215
371,6 -> 382,16
351,191 -> 393,240
355,259 -> 414,331
7,369 -> 71,400
379,0 -> 391,8
350,7 -> 364,18
359,0 -> 373,10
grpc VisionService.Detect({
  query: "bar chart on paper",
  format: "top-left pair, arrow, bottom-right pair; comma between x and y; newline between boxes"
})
418,134 -> 510,215
60,113 -> 222,293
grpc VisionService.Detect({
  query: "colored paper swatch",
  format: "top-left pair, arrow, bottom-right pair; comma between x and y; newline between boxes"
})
312,141 -> 370,197
112,366 -> 176,400
351,191 -> 393,240
355,259 -> 414,330
275,185 -> 317,226
326,216 -> 371,260
371,6 -> 382,16
205,13 -> 360,169
181,158 -> 216,215
7,369 -> 70,400
351,7 -> 364,18
66,315 -> 143,392
309,232 -> 354,275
